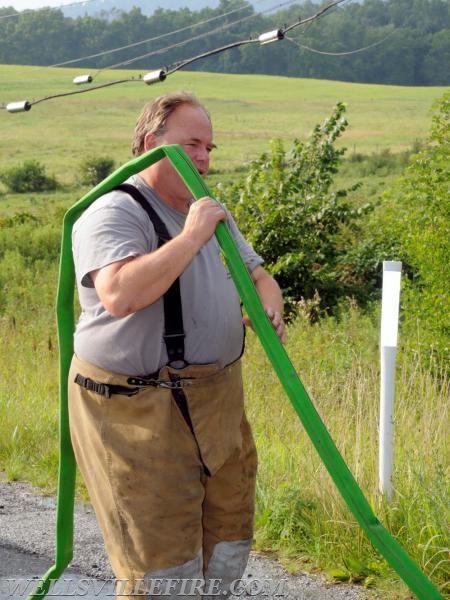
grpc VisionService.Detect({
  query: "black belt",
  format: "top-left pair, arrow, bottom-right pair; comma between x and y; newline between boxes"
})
74,374 -> 139,398
74,373 -> 189,398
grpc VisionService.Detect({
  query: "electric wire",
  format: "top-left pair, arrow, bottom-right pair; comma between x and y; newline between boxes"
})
28,76 -> 143,106
2,0 -> 288,80
98,10 -> 263,71
286,26 -> 398,56
97,0 -> 297,73
283,0 -> 347,32
1,0 -> 351,112
166,38 -> 256,76
46,2 -> 254,69
0,0 -> 260,90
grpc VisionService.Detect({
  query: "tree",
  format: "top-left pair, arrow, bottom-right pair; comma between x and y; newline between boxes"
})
0,160 -> 59,193
0,0 -> 449,84
421,29 -> 450,85
11,9 -> 75,66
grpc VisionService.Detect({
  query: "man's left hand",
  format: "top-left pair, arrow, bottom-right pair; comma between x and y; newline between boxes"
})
265,307 -> 287,344
243,307 -> 286,344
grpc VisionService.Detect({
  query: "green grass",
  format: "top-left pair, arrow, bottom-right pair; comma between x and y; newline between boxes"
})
0,288 -> 59,490
0,64 -> 447,183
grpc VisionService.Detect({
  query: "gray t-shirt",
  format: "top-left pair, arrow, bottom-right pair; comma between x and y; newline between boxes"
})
72,175 -> 263,376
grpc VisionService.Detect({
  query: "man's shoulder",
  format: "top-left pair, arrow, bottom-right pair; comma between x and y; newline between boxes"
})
75,185 -> 145,226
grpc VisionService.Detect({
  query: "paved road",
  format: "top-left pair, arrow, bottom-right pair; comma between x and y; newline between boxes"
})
0,478 -> 372,600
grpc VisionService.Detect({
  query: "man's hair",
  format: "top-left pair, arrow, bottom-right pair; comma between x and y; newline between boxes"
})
131,91 -> 209,157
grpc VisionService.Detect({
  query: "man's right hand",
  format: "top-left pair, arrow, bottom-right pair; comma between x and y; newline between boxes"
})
182,197 -> 226,248
90,198 -> 226,318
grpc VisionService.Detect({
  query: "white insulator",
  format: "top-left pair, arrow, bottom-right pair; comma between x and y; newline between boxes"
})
6,100 -> 31,113
258,29 -> 284,44
143,70 -> 167,85
73,74 -> 93,85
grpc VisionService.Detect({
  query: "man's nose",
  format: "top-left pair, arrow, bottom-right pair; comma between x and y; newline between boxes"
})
194,147 -> 209,171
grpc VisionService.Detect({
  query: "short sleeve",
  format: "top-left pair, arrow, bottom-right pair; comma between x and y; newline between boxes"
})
72,193 -> 155,288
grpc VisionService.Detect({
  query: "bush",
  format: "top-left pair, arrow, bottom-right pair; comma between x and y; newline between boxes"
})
369,92 -> 450,369
395,93 -> 449,368
216,102 -> 372,318
0,160 -> 59,193
343,143 -> 423,178
79,156 -> 115,186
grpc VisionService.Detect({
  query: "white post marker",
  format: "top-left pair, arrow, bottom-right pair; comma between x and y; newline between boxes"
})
379,260 -> 402,500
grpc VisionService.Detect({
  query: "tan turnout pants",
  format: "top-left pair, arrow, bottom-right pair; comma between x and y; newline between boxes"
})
68,354 -> 257,598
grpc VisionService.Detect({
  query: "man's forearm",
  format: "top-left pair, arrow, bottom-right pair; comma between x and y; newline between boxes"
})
92,232 -> 199,318
252,267 -> 284,314
249,266 -> 286,343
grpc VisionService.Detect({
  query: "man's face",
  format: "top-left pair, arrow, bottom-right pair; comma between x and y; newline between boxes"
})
143,103 -> 215,207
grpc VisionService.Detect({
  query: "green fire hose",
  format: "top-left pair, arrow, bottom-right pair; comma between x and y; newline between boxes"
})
29,144 -> 443,600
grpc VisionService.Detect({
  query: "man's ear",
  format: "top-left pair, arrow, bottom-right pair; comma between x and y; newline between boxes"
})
144,132 -> 157,152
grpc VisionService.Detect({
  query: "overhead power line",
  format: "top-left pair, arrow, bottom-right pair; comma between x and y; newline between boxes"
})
1,0 -> 348,113
286,25 -> 398,56
97,0 -> 297,73
46,2 -> 254,69
3,0 -> 293,81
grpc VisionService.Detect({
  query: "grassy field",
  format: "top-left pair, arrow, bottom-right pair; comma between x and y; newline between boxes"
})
0,64 -> 447,182
0,66 -> 448,598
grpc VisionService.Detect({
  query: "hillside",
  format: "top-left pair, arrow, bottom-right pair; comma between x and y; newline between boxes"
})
1,66 -> 446,177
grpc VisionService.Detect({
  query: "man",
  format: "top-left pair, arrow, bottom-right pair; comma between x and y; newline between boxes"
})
68,91 -> 285,599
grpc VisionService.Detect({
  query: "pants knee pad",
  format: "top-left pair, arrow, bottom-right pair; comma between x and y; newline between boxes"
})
143,551 -> 203,599
203,538 -> 252,598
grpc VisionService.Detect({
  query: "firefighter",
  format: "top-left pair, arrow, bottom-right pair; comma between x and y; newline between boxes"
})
68,91 -> 285,598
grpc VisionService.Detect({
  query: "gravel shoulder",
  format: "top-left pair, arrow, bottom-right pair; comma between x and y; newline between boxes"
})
0,476 -> 374,599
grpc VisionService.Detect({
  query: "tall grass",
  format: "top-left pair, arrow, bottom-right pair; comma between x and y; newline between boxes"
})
244,305 -> 449,597
0,261 -> 59,489
1,295 -> 447,597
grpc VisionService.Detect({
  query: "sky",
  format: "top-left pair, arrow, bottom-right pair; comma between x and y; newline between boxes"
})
0,0 -> 90,9
0,0 -> 219,9
0,0 -> 313,15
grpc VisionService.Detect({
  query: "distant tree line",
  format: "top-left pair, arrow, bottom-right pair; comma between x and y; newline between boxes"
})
0,0 -> 449,85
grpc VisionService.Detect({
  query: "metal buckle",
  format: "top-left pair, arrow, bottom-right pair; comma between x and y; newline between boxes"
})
126,376 -> 184,389
159,380 -> 184,389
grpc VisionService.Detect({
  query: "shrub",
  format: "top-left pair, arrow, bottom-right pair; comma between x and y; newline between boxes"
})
0,160 -> 59,193
395,93 -> 449,368
369,92 -> 450,369
216,102 -> 372,317
79,156 -> 115,186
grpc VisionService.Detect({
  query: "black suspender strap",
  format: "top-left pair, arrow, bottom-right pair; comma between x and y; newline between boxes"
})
114,183 -> 186,368
104,185 -> 212,476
